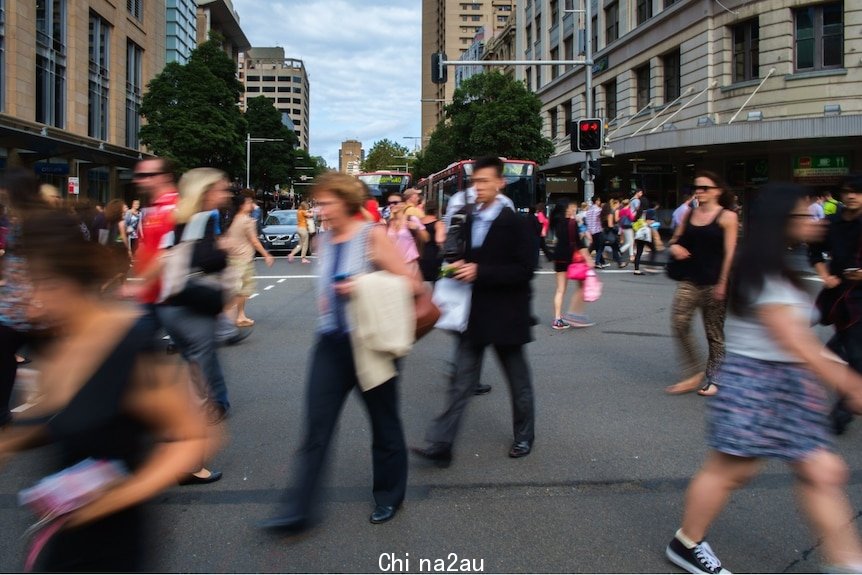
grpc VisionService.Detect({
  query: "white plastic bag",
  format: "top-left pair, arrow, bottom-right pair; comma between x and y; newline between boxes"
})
432,277 -> 472,333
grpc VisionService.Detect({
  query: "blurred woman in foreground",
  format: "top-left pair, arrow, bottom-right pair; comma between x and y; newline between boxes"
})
0,211 -> 217,571
665,184 -> 862,575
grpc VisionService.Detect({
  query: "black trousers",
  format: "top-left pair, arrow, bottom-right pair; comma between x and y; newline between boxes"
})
427,336 -> 534,448
0,324 -> 26,426
282,333 -> 407,516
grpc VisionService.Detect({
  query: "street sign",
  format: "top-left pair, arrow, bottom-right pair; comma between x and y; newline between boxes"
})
793,154 -> 850,185
67,177 -> 79,195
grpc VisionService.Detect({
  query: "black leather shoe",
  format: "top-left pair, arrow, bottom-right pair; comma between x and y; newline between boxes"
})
258,513 -> 309,533
474,383 -> 492,395
410,444 -> 452,468
178,469 -> 222,486
370,504 -> 399,524
508,441 -> 532,458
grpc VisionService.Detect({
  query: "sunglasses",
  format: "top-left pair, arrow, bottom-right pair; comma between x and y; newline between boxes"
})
133,171 -> 165,179
388,200 -> 403,205
693,185 -> 720,192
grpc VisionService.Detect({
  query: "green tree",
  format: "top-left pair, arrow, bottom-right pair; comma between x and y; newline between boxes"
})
361,138 -> 410,172
139,36 -> 246,175
413,71 -> 554,178
244,96 -> 297,192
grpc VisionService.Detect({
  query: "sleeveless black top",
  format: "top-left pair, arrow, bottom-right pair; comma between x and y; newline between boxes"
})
678,209 -> 727,286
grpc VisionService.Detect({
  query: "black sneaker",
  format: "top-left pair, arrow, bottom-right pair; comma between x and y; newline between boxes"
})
666,535 -> 731,574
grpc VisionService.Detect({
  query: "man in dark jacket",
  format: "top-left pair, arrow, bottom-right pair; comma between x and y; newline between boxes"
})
810,174 -> 862,434
413,156 -> 536,465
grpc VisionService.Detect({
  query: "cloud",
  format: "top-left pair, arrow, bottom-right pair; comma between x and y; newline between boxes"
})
233,0 -> 422,167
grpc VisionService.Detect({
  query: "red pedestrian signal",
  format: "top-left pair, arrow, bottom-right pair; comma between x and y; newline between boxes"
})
573,118 -> 603,152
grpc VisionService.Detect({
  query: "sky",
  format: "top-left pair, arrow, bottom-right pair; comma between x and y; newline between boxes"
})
232,0 -> 423,169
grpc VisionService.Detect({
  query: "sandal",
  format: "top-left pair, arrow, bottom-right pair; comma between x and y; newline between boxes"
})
698,382 -> 719,396
236,319 -> 255,327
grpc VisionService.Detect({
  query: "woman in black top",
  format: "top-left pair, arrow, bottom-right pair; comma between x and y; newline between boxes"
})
419,203 -> 446,282
550,200 -> 595,329
665,171 -> 739,396
0,211 -> 216,572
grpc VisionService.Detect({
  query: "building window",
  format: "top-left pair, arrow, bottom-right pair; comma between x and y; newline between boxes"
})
549,107 -> 558,139
536,65 -> 542,88
526,68 -> 532,91
604,78 -> 617,121
591,15 -> 598,53
88,12 -> 110,140
550,47 -> 559,80
292,98 -> 301,104
277,97 -> 289,103
605,2 -> 619,45
277,86 -> 289,92
663,48 -> 680,101
125,41 -> 143,149
564,34 -> 574,70
525,24 -> 532,45
636,0 -> 653,25
794,2 -> 843,71
664,0 -> 677,6
535,13 -> 541,42
262,86 -> 275,92
127,0 -> 142,21
262,75 -> 275,82
635,64 -> 650,110
36,0 -> 66,128
551,0 -> 559,25
732,19 -> 759,82
246,75 -> 260,82
292,87 -> 301,94
563,100 -> 572,135
248,86 -> 260,93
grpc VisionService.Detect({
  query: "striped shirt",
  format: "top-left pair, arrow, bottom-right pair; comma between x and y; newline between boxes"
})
585,205 -> 603,235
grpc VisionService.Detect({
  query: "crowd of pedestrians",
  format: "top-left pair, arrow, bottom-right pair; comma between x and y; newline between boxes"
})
1,157 -> 862,574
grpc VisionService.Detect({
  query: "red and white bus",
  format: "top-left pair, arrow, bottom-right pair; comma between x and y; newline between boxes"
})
357,171 -> 412,198
416,158 -> 540,214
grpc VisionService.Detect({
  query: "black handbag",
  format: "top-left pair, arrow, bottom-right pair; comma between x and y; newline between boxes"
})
665,257 -> 691,281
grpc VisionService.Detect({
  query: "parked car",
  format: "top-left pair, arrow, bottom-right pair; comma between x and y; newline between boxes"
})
259,209 -> 299,252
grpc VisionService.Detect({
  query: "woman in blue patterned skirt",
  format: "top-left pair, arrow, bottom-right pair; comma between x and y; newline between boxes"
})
665,183 -> 862,575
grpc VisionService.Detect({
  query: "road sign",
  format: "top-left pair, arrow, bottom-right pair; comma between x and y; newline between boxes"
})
67,177 -> 79,195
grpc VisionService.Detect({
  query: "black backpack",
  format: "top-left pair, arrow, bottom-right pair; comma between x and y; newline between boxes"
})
442,203 -> 474,263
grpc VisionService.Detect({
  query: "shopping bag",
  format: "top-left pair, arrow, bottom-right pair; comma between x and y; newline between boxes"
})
432,276 -> 472,333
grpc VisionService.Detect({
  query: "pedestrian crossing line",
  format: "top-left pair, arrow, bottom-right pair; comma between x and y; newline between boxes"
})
249,293 -> 259,299
264,285 -> 275,291
277,279 -> 286,283
253,275 -> 319,279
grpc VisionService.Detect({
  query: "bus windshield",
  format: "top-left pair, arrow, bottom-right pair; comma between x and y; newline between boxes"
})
463,161 -> 535,211
357,173 -> 411,197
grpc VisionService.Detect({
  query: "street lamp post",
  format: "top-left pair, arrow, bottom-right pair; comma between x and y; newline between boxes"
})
246,133 -> 285,189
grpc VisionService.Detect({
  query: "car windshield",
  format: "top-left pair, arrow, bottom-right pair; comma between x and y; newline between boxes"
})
265,212 -> 297,225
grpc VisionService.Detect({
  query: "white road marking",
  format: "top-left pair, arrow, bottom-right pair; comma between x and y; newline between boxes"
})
264,285 -> 275,291
277,279 -> 286,283
249,293 -> 259,299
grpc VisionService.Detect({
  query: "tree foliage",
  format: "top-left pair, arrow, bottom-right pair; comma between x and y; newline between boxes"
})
413,72 -> 554,179
361,139 -> 410,173
140,36 -> 246,176
244,96 -> 297,192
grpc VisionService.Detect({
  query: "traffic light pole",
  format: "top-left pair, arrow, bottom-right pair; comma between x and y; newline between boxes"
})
582,0 -> 595,204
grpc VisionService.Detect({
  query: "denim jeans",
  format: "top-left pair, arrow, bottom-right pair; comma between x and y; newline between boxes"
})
156,305 -> 230,410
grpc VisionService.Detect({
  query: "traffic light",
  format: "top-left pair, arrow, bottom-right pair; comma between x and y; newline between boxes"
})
573,118 -> 603,152
431,52 -> 448,84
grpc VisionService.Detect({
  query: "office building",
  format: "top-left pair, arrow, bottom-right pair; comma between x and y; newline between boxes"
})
196,0 -> 250,66
525,0 -> 862,215
339,140 -> 363,174
239,47 -> 310,151
166,0 -> 197,64
421,0 -> 515,137
0,0 -> 167,201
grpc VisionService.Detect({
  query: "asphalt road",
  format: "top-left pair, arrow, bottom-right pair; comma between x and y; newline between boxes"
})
1,256 -> 860,573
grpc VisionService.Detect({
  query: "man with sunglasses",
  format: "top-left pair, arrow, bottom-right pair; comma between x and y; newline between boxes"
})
810,175 -> 862,435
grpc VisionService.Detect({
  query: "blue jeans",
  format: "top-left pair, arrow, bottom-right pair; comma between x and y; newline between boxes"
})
156,305 -> 230,411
